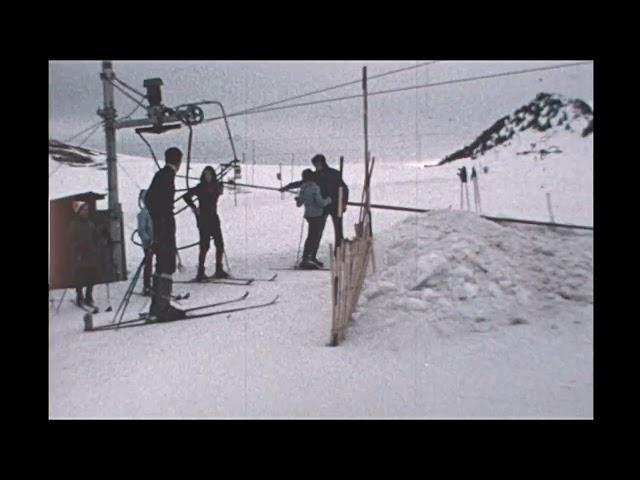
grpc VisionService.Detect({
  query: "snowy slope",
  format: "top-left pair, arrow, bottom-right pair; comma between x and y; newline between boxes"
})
49,142 -> 592,418
439,92 -> 593,164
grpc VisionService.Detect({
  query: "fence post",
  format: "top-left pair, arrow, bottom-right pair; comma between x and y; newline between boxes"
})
546,192 -> 555,223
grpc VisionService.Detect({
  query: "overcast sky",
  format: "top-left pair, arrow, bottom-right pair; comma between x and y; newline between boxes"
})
49,60 -> 593,163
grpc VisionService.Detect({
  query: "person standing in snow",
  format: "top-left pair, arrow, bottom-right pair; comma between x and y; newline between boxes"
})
68,201 -> 100,308
136,189 -> 154,296
294,169 -> 332,269
280,154 -> 349,260
144,147 -> 185,321
181,165 -> 229,281
470,166 -> 482,213
457,166 -> 470,211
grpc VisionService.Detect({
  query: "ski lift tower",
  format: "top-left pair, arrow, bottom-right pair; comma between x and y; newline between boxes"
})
97,60 -> 127,282
96,60 -> 234,283
97,61 -> 186,282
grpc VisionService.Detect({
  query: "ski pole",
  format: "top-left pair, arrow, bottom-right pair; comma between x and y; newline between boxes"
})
56,289 -> 68,314
111,258 -> 145,324
296,216 -> 305,264
115,263 -> 144,328
176,250 -> 184,272
105,282 -> 112,312
224,251 -> 231,273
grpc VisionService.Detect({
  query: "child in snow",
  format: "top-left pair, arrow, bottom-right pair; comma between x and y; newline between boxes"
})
137,189 -> 154,296
295,169 -> 332,269
181,165 -> 229,281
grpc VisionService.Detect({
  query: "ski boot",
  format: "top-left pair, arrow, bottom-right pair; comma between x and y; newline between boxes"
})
195,266 -> 208,282
212,263 -> 231,279
310,257 -> 324,268
149,275 -> 186,322
299,258 -> 319,270
75,291 -> 85,307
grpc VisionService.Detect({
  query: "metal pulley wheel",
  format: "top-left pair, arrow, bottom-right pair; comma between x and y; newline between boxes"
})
176,104 -> 204,126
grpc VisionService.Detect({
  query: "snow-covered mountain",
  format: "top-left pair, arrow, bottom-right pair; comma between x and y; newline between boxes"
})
49,139 -> 106,169
439,93 -> 593,165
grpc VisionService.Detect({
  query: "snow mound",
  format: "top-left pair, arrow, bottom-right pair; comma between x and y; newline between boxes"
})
357,210 -> 592,337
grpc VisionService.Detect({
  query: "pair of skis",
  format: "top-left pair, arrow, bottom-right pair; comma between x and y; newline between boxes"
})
85,291 -> 279,332
175,273 -> 278,286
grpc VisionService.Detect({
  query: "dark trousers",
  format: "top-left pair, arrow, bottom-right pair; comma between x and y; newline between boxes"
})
75,285 -> 93,299
303,216 -> 325,260
319,210 -> 344,249
198,214 -> 225,268
74,264 -> 95,300
153,220 -> 177,275
143,247 -> 154,288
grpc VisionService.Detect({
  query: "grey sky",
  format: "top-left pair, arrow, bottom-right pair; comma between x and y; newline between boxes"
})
49,60 -> 593,163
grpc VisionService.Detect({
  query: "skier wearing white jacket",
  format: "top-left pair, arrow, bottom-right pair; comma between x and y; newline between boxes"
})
295,169 -> 332,269
137,189 -> 154,296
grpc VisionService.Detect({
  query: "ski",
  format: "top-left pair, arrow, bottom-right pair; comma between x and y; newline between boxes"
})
182,291 -> 249,313
206,277 -> 253,286
70,299 -> 99,314
174,277 -> 253,286
87,294 -> 278,332
132,291 -> 190,301
227,273 -> 278,282
88,291 -> 251,330
271,267 -> 330,271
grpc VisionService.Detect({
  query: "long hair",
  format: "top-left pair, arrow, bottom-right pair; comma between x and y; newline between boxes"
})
200,166 -> 217,184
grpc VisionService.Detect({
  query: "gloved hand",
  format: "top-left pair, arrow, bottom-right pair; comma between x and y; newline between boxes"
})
279,187 -> 287,193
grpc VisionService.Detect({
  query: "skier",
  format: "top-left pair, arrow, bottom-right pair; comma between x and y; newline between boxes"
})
295,169 -> 332,269
457,166 -> 470,210
144,147 -> 186,321
182,165 -> 229,281
470,166 -> 482,213
136,189 -> 154,296
281,154 -> 349,261
68,201 -> 100,308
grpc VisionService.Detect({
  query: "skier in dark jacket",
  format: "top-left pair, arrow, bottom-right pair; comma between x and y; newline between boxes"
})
144,147 -> 185,321
281,154 -> 349,261
182,165 -> 229,281
295,169 -> 332,269
68,201 -> 100,308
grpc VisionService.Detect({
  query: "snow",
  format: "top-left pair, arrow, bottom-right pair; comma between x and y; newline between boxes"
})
49,126 -> 592,418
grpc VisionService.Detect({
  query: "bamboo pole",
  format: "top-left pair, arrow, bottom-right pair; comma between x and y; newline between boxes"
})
338,242 -> 347,343
291,153 -> 294,183
345,239 -> 356,323
347,238 -> 361,323
330,243 -> 338,346
546,192 -> 555,223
